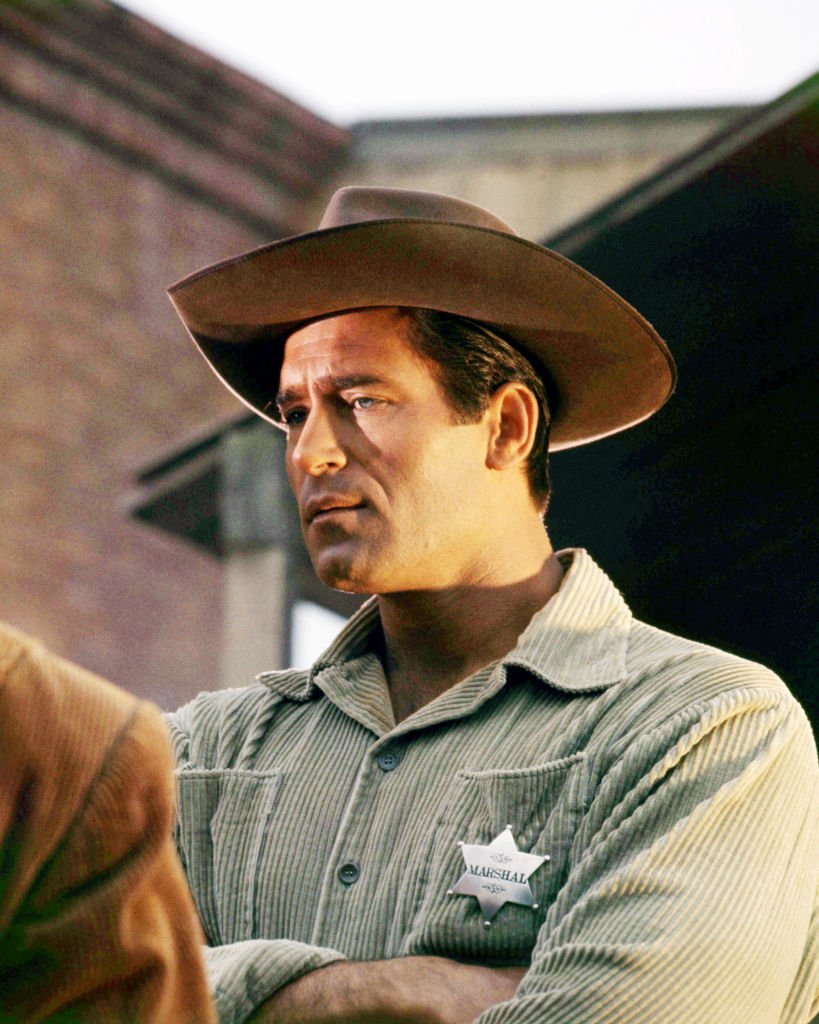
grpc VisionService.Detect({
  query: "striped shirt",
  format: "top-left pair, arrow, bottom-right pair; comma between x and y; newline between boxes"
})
167,548 -> 819,1024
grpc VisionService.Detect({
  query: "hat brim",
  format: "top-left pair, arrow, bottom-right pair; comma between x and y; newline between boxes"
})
168,219 -> 676,450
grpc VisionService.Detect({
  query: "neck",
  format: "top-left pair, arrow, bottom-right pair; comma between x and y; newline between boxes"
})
377,538 -> 563,723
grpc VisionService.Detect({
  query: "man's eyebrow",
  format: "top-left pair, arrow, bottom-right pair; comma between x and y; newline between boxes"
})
275,374 -> 390,407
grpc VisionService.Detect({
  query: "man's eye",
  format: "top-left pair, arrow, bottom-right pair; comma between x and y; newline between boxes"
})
281,408 -> 307,427
351,396 -> 378,410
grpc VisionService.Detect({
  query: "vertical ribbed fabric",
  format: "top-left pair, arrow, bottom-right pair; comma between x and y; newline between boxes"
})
167,549 -> 819,1024
0,622 -> 216,1023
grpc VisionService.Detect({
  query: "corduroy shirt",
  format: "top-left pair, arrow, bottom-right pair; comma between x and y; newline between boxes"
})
167,549 -> 819,1024
0,623 -> 215,1023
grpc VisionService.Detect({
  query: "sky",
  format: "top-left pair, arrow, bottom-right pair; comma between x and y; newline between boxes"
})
117,0 -> 819,124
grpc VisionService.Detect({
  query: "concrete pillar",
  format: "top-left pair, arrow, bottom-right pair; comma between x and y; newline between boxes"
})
217,422 -> 300,688
220,546 -> 289,688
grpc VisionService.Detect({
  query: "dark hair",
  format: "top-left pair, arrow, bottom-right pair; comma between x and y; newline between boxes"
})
401,308 -> 553,513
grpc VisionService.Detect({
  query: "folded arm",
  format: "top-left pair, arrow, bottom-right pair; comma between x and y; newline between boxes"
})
247,957 -> 526,1024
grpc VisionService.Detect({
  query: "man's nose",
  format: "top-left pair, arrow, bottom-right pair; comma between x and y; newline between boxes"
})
289,406 -> 347,476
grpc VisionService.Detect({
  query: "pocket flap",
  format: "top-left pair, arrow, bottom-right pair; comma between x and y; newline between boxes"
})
462,752 -> 587,848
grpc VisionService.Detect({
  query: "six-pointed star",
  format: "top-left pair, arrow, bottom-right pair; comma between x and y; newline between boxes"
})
448,825 -> 549,925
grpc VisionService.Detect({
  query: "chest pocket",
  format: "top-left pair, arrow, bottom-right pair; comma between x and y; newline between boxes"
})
401,753 -> 587,962
174,768 -> 284,946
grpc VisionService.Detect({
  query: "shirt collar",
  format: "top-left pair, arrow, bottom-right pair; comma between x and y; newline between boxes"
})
259,548 -> 630,700
257,597 -> 381,700
502,548 -> 630,692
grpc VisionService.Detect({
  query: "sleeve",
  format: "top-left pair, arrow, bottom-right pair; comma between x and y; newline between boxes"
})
165,701 -> 347,1024
473,684 -> 819,1024
0,626 -> 217,1022
203,941 -> 347,1024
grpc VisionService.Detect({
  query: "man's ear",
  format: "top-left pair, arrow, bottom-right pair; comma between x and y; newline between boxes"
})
485,382 -> 539,472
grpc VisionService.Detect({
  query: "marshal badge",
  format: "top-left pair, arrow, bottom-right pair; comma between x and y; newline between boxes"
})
447,825 -> 549,927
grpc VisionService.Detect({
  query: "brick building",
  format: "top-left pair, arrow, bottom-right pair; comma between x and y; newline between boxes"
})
0,0 -> 347,706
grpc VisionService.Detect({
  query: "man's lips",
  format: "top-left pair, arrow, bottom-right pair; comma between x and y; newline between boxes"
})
303,496 -> 367,525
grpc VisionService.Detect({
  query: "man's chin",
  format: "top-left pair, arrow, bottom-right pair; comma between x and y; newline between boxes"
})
310,551 -> 375,595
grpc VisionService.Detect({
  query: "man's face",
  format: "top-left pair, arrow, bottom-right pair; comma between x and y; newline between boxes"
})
277,308 -> 497,594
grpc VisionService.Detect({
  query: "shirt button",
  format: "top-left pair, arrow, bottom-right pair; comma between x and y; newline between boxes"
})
376,750 -> 401,772
338,862 -> 360,886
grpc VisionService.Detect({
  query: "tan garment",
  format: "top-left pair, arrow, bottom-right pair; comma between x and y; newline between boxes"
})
170,549 -> 819,1024
0,622 -> 215,1023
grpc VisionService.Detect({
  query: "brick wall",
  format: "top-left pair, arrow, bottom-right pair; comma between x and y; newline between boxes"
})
0,1 -> 348,707
1,105 -> 255,707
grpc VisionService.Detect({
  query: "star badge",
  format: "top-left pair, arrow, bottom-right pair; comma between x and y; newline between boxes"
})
447,825 -> 549,927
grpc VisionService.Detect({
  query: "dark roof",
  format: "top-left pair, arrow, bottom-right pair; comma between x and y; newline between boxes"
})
544,70 -> 819,724
548,72 -> 819,253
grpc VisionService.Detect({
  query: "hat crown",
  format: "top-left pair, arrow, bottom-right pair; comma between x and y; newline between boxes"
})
318,186 -> 517,235
170,186 -> 675,451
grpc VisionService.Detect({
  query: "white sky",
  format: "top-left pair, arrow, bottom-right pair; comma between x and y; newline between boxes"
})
118,0 -> 818,124
291,602 -> 347,670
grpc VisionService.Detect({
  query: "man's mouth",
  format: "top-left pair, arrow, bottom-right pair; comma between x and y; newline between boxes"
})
304,496 -> 367,525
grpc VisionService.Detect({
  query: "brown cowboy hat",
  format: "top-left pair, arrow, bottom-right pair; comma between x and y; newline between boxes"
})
168,186 -> 675,450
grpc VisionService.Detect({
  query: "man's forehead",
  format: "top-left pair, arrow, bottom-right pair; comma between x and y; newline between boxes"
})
279,308 -> 421,383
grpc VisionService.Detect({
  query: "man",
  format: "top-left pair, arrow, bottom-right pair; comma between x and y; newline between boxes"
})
0,620 -> 215,1022
166,187 -> 819,1023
